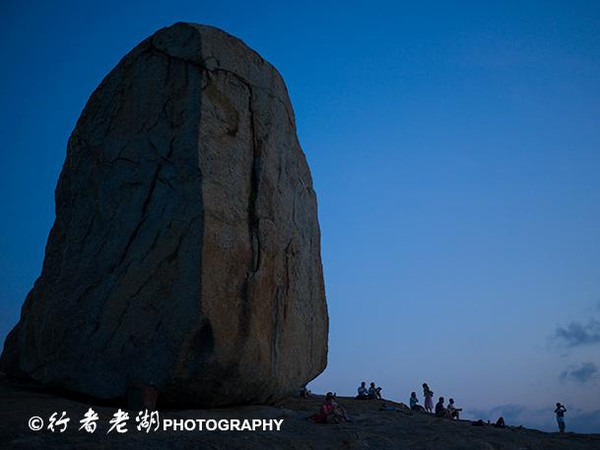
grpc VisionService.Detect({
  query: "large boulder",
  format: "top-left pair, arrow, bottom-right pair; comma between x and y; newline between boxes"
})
1,23 -> 328,407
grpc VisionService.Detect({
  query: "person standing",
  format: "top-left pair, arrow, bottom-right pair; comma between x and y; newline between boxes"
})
423,383 -> 434,413
554,402 -> 567,433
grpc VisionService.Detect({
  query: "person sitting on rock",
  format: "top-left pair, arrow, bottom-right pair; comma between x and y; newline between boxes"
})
494,416 -> 506,428
447,398 -> 462,420
410,392 -> 424,411
331,393 -> 351,423
435,396 -> 449,418
308,392 -> 336,424
299,386 -> 311,398
356,381 -> 369,399
368,382 -> 382,400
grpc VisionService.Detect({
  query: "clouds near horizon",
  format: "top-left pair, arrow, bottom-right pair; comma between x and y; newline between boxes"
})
553,318 -> 600,347
559,362 -> 599,384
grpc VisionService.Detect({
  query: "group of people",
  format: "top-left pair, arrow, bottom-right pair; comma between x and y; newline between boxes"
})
408,383 -> 462,420
355,381 -> 382,400
472,417 -> 506,428
307,382 -> 570,433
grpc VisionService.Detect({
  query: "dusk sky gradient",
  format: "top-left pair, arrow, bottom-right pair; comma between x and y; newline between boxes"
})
1,0 -> 599,433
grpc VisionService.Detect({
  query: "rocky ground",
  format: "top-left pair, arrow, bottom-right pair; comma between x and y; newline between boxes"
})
1,376 -> 598,449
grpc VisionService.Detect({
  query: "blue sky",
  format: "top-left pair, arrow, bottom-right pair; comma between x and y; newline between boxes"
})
1,0 -> 599,433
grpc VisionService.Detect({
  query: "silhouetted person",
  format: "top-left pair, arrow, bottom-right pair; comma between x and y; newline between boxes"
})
356,381 -> 368,399
299,386 -> 311,398
447,398 -> 462,419
435,396 -> 449,418
309,392 -> 350,424
422,383 -> 434,413
331,393 -> 350,422
410,392 -> 424,411
494,416 -> 506,428
368,382 -> 382,399
554,402 -> 567,433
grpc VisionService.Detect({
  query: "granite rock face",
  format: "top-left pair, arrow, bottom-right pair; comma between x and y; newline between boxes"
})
1,23 -> 328,407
